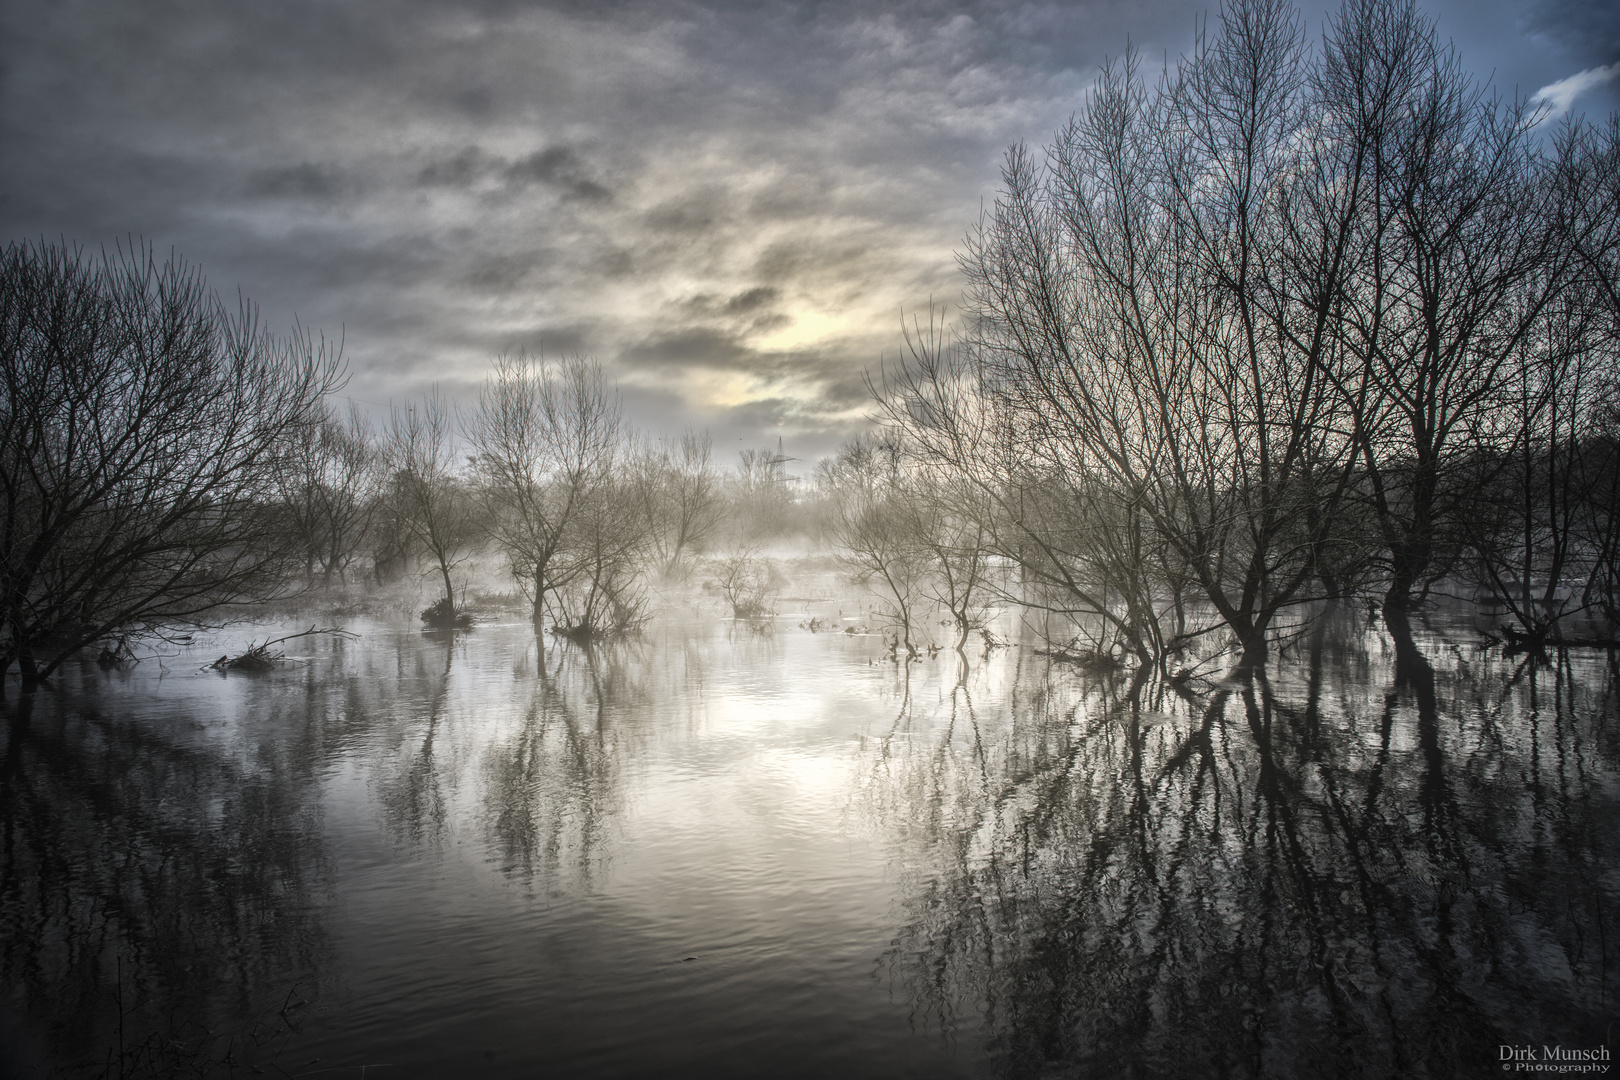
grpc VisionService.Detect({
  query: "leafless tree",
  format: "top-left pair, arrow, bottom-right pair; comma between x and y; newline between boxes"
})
958,0 -> 1366,666
274,401 -> 380,589
1466,290 -> 1612,643
885,0 -> 1591,667
384,391 -> 477,625
0,239 -> 343,687
709,542 -> 777,619
1460,116 -> 1620,643
629,429 -> 723,580
876,317 -> 1187,664
727,447 -> 797,545
906,468 -> 999,649
1549,117 -> 1620,627
819,434 -> 933,656
1578,398 -> 1620,627
548,467 -> 654,638
464,354 -> 632,632
1318,0 -> 1566,629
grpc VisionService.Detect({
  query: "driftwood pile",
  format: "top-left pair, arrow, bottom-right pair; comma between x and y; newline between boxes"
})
1484,625 -> 1620,656
96,635 -> 140,669
1033,645 -> 1127,671
211,626 -> 358,672
421,598 -> 473,630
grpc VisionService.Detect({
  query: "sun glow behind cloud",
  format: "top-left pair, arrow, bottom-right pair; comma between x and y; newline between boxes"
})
753,310 -> 849,353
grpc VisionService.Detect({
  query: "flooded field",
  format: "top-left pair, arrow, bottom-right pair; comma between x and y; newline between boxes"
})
2,594 -> 1617,1078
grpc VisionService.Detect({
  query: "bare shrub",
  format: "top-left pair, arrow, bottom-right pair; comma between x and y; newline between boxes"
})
467,354 -> 653,637
711,544 -> 777,619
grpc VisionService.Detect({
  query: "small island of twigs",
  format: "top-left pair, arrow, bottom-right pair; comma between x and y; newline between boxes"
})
210,626 -> 359,673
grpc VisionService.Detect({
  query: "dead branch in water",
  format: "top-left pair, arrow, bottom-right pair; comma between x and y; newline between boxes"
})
210,625 -> 359,672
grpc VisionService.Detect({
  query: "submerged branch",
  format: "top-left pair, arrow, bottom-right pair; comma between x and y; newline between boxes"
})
210,625 -> 359,672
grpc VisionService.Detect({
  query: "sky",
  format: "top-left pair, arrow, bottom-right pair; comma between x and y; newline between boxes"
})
3,0 -> 1617,464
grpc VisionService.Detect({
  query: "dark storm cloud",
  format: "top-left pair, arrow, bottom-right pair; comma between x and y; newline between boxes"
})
3,0 -> 1599,451
1521,0 -> 1620,66
723,287 -> 780,314
505,147 -> 612,202
674,286 -> 788,334
643,189 -> 731,235
623,327 -> 757,371
416,148 -> 495,189
415,144 -> 612,201
246,163 -> 350,200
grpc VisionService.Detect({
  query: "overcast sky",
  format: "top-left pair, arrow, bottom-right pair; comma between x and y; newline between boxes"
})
3,0 -> 1617,462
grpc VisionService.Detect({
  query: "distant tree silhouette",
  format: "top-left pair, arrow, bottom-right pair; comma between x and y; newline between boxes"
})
273,401 -> 380,589
629,429 -> 723,580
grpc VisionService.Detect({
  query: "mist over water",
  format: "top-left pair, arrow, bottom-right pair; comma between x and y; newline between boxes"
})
2,591 -> 1616,1078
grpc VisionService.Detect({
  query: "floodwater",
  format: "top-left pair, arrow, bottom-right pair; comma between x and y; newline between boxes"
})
1,594 -> 1616,1078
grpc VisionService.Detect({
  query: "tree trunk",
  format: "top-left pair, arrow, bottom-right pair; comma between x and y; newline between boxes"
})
1235,631 -> 1269,670
1233,611 -> 1272,669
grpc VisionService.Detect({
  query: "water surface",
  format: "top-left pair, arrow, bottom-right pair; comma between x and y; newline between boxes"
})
2,600 -> 1616,1077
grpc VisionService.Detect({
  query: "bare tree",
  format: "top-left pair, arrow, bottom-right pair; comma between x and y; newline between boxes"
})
1550,117 -> 1620,628
0,239 -> 343,687
274,401 -> 380,589
877,317 -> 1189,664
1319,0 -> 1565,629
887,0 -> 1587,668
1578,396 -> 1620,627
819,434 -> 932,656
960,0 -> 1363,666
629,429 -> 723,580
1460,115 -> 1620,644
907,468 -> 998,649
384,391 -> 477,626
727,447 -> 796,545
464,354 -> 624,629
710,542 -> 777,619
548,466 -> 653,638
1466,289 -> 1612,644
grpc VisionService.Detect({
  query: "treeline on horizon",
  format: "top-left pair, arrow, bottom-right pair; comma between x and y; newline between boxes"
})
3,0 -> 1619,689
0,237 -> 821,686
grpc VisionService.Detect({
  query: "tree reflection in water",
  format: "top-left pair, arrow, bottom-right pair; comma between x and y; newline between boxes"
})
479,637 -> 651,891
875,611 -> 1619,1078
367,630 -> 655,890
0,684 -> 331,1074
1,612 -> 1613,1077
374,633 -> 456,850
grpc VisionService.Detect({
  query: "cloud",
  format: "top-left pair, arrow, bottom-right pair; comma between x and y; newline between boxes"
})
1520,0 -> 1620,67
245,163 -> 349,199
1531,61 -> 1620,114
416,148 -> 494,188
622,326 -> 756,371
504,147 -> 611,202
0,0 -> 1324,455
720,286 -> 778,314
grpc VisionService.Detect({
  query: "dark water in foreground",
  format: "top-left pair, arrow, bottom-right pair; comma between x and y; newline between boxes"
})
1,600 -> 1616,1078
